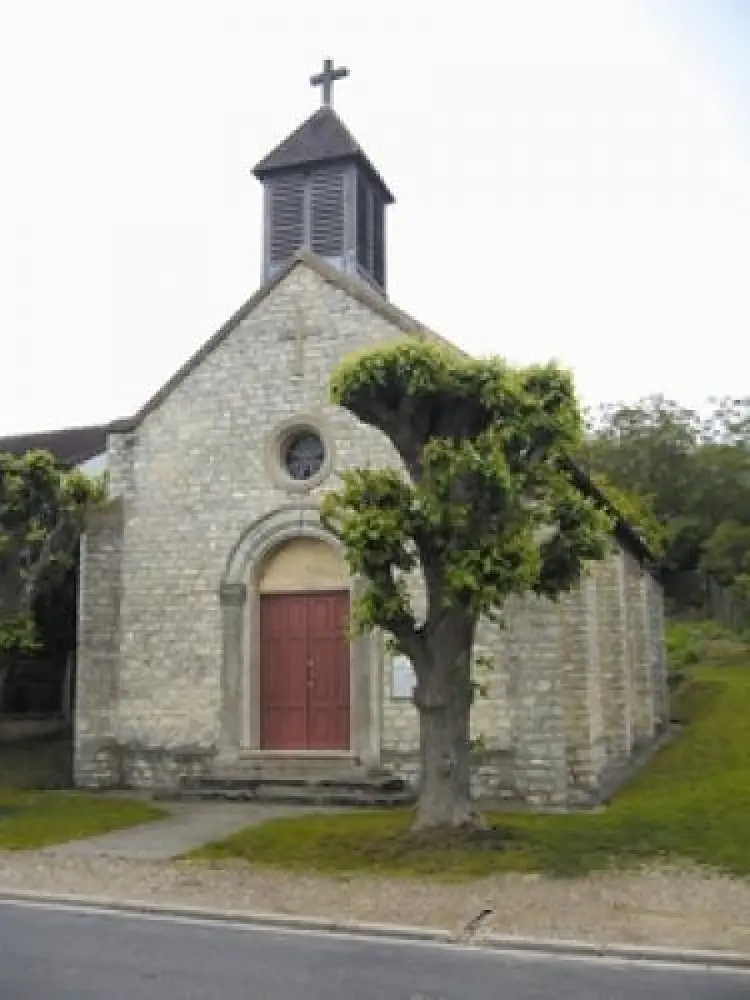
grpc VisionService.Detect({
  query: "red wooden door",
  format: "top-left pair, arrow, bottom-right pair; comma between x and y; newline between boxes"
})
260,591 -> 350,751
260,594 -> 309,750
306,592 -> 350,751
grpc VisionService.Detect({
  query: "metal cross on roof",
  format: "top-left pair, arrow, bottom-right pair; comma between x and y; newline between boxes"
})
310,58 -> 349,108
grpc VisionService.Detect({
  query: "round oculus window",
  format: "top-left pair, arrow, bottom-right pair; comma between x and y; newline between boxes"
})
282,430 -> 326,482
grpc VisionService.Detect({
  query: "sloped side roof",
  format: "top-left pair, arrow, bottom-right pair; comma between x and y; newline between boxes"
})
0,424 -> 108,466
253,107 -> 394,203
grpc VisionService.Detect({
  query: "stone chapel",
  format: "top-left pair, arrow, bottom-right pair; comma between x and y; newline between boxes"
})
69,60 -> 669,806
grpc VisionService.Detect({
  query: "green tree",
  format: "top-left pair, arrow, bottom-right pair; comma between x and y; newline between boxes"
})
0,450 -> 104,654
322,340 -> 611,830
582,395 -> 750,591
700,522 -> 750,587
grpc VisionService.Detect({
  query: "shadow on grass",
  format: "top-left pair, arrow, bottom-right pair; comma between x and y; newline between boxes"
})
0,729 -> 73,790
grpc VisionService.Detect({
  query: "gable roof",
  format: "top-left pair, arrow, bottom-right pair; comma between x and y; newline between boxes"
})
0,250 -> 656,570
109,249 -> 450,434
562,457 -> 656,568
104,250 -> 659,570
0,424 -> 107,467
253,107 -> 394,203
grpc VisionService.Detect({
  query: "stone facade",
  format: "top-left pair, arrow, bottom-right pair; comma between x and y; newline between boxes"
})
74,254 -> 668,806
380,548 -> 667,806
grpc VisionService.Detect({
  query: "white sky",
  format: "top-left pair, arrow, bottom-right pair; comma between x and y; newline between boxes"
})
1,0 -> 749,434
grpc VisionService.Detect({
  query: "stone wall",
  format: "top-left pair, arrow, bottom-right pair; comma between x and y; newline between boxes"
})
647,574 -> 670,733
74,501 -> 124,786
381,546 -> 667,807
75,261 -> 417,784
74,257 -> 668,802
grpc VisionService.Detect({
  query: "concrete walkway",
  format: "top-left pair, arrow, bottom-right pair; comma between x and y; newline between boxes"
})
40,802 -> 313,861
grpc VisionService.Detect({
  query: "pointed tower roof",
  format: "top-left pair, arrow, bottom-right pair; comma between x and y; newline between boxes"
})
253,106 -> 394,203
253,59 -> 393,291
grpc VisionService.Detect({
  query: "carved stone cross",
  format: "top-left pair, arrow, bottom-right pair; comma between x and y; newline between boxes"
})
279,311 -> 312,376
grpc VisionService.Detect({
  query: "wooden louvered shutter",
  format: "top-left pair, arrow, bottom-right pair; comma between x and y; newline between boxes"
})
311,169 -> 344,257
269,176 -> 305,264
373,194 -> 385,288
356,174 -> 370,270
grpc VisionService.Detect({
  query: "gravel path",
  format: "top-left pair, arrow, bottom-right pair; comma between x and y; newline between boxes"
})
1,852 -> 749,953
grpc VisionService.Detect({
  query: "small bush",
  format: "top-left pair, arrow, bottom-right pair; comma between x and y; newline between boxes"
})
666,619 -> 750,672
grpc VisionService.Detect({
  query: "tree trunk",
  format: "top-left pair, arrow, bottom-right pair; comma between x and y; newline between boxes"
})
412,614 -> 482,830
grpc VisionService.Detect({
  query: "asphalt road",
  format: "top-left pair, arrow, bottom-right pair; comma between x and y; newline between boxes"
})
0,900 -> 747,1000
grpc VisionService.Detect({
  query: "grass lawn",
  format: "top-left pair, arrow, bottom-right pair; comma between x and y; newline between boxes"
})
0,790 -> 165,850
193,660 -> 750,880
0,729 -> 164,849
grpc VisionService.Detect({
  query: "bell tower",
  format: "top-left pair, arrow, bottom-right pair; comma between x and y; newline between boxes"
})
253,59 -> 394,295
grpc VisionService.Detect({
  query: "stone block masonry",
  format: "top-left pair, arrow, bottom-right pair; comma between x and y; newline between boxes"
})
75,257 -> 668,805
75,501 -> 124,787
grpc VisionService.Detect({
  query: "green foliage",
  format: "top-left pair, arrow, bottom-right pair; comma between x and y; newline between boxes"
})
0,615 -> 39,655
0,450 -> 105,654
582,395 -> 750,600
323,340 -> 611,646
700,521 -> 750,586
193,665 -> 750,880
665,619 -> 750,673
589,473 -> 668,558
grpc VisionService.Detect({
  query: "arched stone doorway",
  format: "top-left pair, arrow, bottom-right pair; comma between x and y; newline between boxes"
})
218,505 -> 381,766
258,539 -> 350,751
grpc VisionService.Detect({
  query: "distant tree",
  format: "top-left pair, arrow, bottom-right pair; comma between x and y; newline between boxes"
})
700,522 -> 750,587
0,450 -> 104,655
582,395 -> 750,593
322,340 -> 610,830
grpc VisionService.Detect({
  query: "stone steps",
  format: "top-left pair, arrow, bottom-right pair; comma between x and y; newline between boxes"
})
228,755 -> 364,780
158,768 -> 416,808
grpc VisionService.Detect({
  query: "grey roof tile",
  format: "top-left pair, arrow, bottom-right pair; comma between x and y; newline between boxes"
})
253,107 -> 394,203
0,425 -> 108,466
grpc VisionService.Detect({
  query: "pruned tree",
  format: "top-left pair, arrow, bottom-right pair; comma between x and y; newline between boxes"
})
0,449 -> 105,654
321,340 -> 611,830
